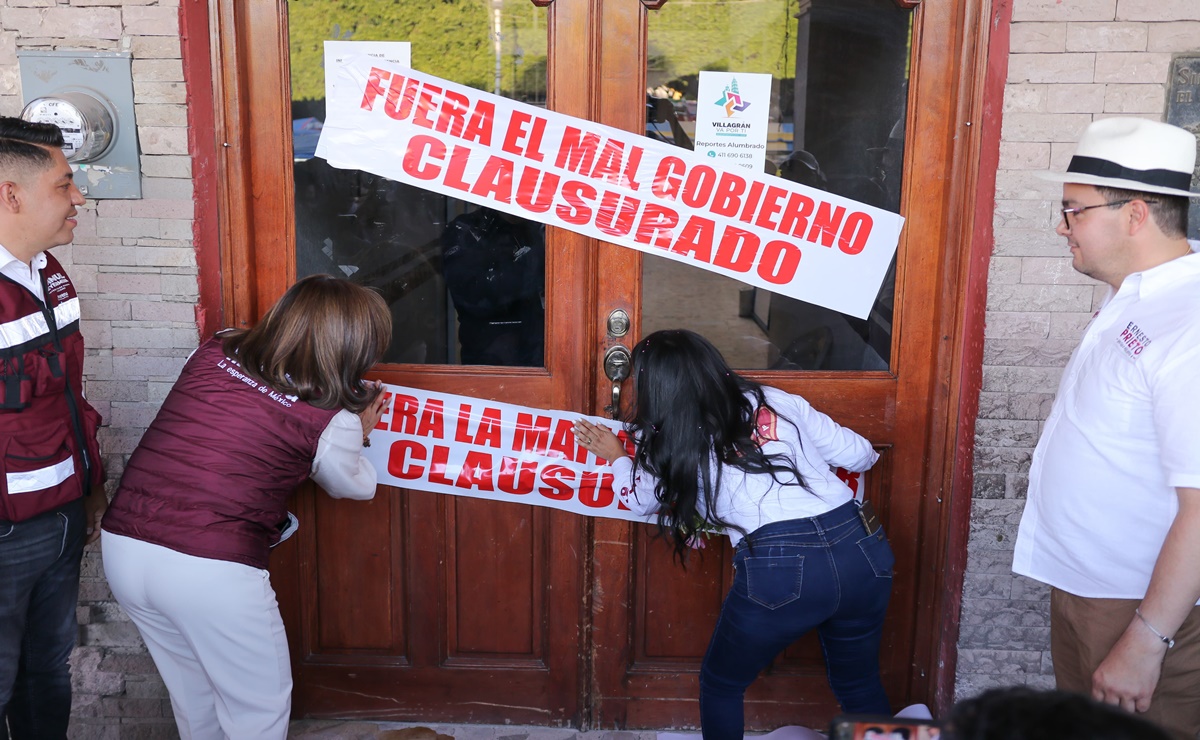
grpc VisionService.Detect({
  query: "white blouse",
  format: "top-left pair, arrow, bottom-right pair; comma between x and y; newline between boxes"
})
611,386 -> 878,546
310,409 -> 378,500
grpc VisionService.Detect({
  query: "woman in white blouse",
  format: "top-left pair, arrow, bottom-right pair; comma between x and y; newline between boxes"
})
574,329 -> 892,739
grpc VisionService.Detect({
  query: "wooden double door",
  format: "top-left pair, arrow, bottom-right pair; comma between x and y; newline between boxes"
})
211,0 -> 989,729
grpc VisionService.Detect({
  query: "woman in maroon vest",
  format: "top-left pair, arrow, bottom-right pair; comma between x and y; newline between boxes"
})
101,275 -> 392,740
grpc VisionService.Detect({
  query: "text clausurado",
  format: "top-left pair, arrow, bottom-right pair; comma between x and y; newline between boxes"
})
360,68 -> 876,287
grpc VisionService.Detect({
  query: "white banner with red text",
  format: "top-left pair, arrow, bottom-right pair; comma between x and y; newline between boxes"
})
361,384 -> 868,522
316,50 -> 905,319
362,384 -> 653,522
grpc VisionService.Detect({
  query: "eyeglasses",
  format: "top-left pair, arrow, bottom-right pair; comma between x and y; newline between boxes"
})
1060,199 -> 1157,229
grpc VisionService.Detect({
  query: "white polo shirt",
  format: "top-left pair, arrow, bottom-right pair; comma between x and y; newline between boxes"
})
1013,245 -> 1200,600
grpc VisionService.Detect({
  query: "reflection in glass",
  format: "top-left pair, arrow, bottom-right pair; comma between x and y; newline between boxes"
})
288,0 -> 548,366
644,0 -> 911,370
442,208 -> 545,366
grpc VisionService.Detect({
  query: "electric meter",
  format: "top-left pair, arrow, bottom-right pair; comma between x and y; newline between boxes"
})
21,92 -> 116,163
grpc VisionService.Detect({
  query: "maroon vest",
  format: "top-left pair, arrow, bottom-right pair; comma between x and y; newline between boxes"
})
0,253 -> 104,522
103,336 -> 340,569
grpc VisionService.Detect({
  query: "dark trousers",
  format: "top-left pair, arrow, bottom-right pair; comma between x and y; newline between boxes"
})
699,501 -> 894,739
0,499 -> 84,740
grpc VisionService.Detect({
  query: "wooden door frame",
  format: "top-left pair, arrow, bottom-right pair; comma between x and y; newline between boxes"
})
181,0 -> 1008,720
934,0 -> 1012,711
181,0 -> 223,339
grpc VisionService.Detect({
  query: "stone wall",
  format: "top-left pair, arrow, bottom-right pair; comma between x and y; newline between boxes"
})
955,0 -> 1200,698
1,0 -> 195,736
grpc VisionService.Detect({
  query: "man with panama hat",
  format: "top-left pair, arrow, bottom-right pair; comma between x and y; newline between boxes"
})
1013,117 -> 1200,739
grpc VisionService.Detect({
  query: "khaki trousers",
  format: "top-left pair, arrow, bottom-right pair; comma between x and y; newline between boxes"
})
1051,588 -> 1200,740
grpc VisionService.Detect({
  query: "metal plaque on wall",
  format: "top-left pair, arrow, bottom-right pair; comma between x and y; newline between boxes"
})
1167,55 -> 1200,240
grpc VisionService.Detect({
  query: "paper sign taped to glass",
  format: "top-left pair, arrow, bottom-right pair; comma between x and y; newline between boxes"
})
316,50 -> 905,320
363,384 -> 867,523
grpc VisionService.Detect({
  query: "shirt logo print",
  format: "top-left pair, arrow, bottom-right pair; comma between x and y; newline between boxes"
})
751,406 -> 779,446
1115,321 -> 1151,361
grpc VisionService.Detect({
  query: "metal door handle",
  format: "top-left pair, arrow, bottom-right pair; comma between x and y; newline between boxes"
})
603,345 -> 631,419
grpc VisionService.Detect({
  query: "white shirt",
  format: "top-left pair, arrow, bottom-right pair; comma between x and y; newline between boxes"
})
310,408 -> 377,499
1013,245 -> 1200,600
612,386 -> 878,546
0,244 -> 47,303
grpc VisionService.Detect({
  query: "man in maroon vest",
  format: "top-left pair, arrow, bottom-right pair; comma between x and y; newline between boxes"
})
0,117 -> 105,740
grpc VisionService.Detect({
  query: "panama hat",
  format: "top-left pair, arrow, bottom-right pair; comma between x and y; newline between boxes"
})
1038,118 -> 1200,198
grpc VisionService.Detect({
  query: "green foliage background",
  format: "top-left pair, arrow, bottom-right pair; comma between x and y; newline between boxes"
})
289,0 -> 547,102
288,0 -> 795,104
647,0 -> 798,98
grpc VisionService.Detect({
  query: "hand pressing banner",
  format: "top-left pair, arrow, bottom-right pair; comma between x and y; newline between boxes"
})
315,48 -> 905,320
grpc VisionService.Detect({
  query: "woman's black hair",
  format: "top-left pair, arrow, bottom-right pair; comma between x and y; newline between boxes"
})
627,329 -> 808,561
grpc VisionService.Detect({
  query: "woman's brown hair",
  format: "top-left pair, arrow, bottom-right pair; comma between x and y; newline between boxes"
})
221,275 -> 392,413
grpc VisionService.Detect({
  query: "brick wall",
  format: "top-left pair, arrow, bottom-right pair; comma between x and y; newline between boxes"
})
955,0 -> 1200,698
1,1 -> 194,736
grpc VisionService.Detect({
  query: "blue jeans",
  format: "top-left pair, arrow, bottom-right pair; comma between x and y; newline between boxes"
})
699,501 -> 894,739
0,499 -> 85,740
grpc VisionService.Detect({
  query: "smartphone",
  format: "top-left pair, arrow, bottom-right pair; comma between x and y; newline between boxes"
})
857,499 -> 882,535
829,715 -> 943,740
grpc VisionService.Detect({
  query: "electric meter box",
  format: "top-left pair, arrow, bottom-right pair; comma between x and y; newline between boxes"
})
18,51 -> 141,199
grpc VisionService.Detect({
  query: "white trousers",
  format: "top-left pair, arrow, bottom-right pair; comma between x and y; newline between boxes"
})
101,531 -> 291,740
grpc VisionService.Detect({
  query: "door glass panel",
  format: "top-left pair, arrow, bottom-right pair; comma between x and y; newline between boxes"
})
289,1 -> 548,366
644,0 -> 911,370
